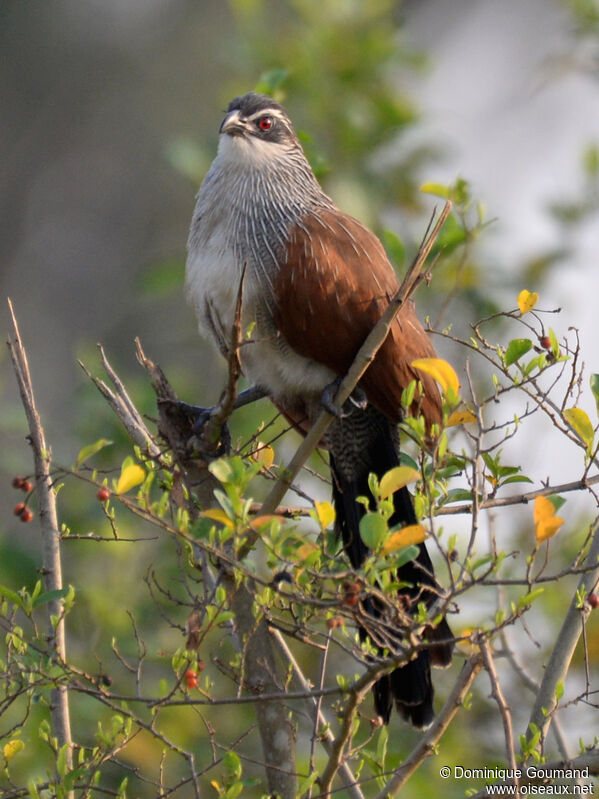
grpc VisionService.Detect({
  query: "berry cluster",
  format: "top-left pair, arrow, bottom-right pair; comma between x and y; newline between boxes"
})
11,477 -> 34,522
184,660 -> 205,690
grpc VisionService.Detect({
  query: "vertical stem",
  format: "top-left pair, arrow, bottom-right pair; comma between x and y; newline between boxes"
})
525,519 -> 599,755
7,301 -> 73,780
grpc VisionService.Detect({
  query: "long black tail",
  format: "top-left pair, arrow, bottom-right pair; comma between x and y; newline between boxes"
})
329,407 -> 453,727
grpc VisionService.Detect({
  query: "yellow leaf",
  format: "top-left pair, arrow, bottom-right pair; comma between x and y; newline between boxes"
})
248,514 -> 282,530
533,495 -> 555,524
297,542 -> 318,559
200,508 -> 234,529
534,495 -> 564,543
447,409 -> 477,427
563,407 -> 595,451
115,463 -> 146,494
420,182 -> 450,199
382,524 -> 427,553
379,466 -> 420,499
518,289 -> 539,314
536,517 -> 565,542
252,443 -> 275,468
314,501 -> 335,529
411,358 -> 460,395
3,739 -> 25,762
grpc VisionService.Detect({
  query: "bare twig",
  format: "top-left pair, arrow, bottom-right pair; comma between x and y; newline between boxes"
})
436,474 -> 599,516
272,629 -> 365,799
6,300 -> 73,782
79,346 -> 164,464
202,264 -> 246,447
373,655 -> 483,798
479,638 -> 519,794
525,518 -> 599,756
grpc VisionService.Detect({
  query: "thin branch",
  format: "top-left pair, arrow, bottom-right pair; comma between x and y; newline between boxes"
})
437,474 -> 599,516
479,638 -> 519,795
525,518 -> 599,755
272,629 -> 365,799
373,655 -> 483,798
6,299 -> 73,780
79,347 -> 164,464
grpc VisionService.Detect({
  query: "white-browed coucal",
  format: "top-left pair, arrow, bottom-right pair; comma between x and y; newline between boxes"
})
186,92 -> 453,727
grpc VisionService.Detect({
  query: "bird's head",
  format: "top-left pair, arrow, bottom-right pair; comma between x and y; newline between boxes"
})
217,92 -> 302,167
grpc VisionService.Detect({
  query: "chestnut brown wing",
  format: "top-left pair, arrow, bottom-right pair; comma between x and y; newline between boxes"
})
273,209 -> 442,426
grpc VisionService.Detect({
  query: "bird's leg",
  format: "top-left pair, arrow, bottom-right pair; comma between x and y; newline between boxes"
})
321,377 -> 368,418
170,385 -> 268,432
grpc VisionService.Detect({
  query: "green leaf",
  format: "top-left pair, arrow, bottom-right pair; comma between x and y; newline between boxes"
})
501,475 -> 533,486
209,458 -> 235,484
442,488 -> 474,504
518,587 -> 545,609
359,513 -> 388,551
223,750 -> 242,782
76,438 -> 113,467
420,182 -> 450,198
388,545 -> 420,569
504,338 -> 533,366
32,587 -> 71,609
0,585 -> 23,609
590,374 -> 599,417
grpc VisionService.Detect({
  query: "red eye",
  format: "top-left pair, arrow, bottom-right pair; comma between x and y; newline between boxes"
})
258,116 -> 273,131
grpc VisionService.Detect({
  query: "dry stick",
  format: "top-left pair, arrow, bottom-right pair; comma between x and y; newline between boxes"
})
272,629 -> 366,799
525,517 -> 599,756
79,347 -> 164,464
436,474 -> 599,516
6,300 -> 74,781
238,200 -> 452,561
478,638 -> 519,796
372,656 -> 483,799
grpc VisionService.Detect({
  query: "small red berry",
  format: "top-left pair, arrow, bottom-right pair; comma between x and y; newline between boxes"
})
588,593 -> 599,609
21,480 -> 33,493
12,477 -> 25,489
184,668 -> 198,688
13,502 -> 26,517
20,508 -> 34,523
539,336 -> 551,349
96,487 -> 111,502
196,660 -> 206,672
327,617 -> 343,629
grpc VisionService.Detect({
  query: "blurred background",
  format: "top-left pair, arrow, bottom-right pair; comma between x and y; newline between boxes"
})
1,0 -> 598,794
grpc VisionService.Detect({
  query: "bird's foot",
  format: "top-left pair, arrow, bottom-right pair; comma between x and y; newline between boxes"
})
321,378 -> 368,418
162,399 -> 216,433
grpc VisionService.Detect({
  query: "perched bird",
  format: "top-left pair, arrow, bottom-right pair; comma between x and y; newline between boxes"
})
186,92 -> 453,727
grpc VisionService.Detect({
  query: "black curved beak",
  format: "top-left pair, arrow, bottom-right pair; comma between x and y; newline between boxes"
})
220,110 -> 248,136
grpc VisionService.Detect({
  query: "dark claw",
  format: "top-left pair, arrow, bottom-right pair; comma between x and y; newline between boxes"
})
321,379 -> 369,418
322,378 -> 346,417
348,385 -> 368,411
159,399 -> 216,432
